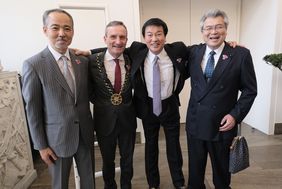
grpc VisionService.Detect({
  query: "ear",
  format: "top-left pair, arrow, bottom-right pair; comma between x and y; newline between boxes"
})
43,26 -> 48,36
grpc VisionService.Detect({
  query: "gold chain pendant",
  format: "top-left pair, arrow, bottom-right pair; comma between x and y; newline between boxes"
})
111,93 -> 122,105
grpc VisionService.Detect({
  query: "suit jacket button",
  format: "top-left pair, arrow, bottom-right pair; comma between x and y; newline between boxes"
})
74,120 -> 79,124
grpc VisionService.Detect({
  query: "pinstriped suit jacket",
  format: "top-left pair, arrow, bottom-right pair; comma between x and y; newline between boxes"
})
22,47 -> 94,157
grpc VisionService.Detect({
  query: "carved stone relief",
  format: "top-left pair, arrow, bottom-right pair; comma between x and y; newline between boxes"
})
0,72 -> 37,189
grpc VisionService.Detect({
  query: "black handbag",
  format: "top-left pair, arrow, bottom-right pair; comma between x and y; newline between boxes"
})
229,135 -> 250,174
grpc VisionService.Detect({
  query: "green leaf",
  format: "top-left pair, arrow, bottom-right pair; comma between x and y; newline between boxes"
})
263,53 -> 282,71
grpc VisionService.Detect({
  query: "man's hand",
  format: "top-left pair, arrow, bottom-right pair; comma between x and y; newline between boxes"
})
39,147 -> 58,166
72,48 -> 91,56
227,41 -> 245,48
228,41 -> 237,48
219,114 -> 236,132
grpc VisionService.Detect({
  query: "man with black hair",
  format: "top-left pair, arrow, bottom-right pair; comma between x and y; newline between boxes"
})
127,18 -> 187,189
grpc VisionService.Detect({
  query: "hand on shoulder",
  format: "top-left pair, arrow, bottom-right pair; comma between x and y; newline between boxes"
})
71,48 -> 91,56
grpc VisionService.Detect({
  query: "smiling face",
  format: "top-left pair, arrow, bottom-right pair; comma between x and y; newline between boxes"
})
143,25 -> 166,55
202,16 -> 227,50
104,25 -> 128,58
43,11 -> 74,54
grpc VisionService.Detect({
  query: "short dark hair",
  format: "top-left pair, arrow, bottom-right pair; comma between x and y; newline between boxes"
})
141,18 -> 168,37
43,9 -> 74,27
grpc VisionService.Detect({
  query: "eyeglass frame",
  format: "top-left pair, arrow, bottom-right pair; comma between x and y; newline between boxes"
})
201,24 -> 226,32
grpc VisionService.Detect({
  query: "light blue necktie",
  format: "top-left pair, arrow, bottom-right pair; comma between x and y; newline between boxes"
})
61,56 -> 75,94
204,50 -> 216,82
152,56 -> 162,116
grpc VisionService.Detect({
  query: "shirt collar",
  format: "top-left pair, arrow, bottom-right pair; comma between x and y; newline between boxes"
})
205,42 -> 225,56
105,50 -> 125,62
148,48 -> 167,63
48,44 -> 71,61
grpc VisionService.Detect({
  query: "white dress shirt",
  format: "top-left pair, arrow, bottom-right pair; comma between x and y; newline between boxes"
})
103,50 -> 126,87
144,49 -> 179,100
201,42 -> 225,72
48,44 -> 76,83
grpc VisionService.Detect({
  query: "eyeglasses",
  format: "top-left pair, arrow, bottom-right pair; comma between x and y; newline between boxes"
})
202,24 -> 225,32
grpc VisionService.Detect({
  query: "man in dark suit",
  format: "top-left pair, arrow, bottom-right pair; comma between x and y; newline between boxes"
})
82,18 -> 187,189
21,9 -> 95,189
186,9 -> 257,189
88,21 -> 137,189
128,18 -> 188,189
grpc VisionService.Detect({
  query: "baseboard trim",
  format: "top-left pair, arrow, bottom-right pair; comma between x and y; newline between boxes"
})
274,123 -> 282,135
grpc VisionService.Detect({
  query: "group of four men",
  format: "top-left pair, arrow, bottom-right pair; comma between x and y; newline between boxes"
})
22,7 -> 257,189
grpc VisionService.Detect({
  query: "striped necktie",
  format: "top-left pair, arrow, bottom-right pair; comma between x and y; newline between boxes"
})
61,56 -> 75,94
204,50 -> 216,82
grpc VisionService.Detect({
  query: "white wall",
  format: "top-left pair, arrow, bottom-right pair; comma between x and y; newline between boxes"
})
189,0 -> 241,44
139,0 -> 241,123
2,0 -> 281,135
0,0 -> 55,72
274,1 -> 282,125
240,0 -> 282,134
139,0 -> 190,44
140,0 -> 282,135
0,0 -> 145,141
0,0 -> 141,73
139,0 -> 190,123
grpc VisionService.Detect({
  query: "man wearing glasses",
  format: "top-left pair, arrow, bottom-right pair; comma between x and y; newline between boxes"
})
185,9 -> 257,189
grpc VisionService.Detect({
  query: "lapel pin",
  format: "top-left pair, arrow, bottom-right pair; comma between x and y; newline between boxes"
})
176,58 -> 182,63
126,64 -> 131,71
75,59 -> 81,64
222,54 -> 228,60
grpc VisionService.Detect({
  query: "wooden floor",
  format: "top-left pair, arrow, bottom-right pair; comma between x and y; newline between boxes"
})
29,123 -> 282,189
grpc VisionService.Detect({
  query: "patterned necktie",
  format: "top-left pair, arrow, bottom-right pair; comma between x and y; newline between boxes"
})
61,56 -> 75,94
204,50 -> 216,82
152,56 -> 162,116
114,59 -> 121,93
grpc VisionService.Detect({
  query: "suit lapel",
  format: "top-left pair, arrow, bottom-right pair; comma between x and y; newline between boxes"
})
198,43 -> 234,100
131,48 -> 149,85
131,48 -> 148,79
70,51 -> 81,99
96,52 -> 115,91
122,54 -> 132,92
43,48 -> 74,97
164,45 -> 185,73
194,46 -> 207,88
206,43 -> 233,88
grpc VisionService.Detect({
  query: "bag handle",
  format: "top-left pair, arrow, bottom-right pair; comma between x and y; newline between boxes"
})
230,136 -> 244,150
238,123 -> 242,136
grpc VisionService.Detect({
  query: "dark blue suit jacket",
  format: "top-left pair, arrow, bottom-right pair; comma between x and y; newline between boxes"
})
186,42 -> 257,141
